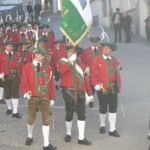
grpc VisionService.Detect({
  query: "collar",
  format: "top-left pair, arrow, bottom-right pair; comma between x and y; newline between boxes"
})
5,50 -> 13,55
12,30 -> 17,32
22,49 -> 26,51
20,31 -> 25,34
91,46 -> 98,50
33,59 -> 42,66
103,54 -> 111,60
42,32 -> 48,36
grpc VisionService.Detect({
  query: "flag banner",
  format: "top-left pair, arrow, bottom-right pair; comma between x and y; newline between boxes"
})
60,0 -> 93,46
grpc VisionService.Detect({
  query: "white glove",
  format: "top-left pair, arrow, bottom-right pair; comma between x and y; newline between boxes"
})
0,73 -> 4,79
50,100 -> 55,107
85,67 -> 90,73
69,54 -> 77,62
89,95 -> 94,102
23,91 -> 32,100
94,84 -> 101,91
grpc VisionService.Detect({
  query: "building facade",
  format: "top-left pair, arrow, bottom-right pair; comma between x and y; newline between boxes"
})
90,0 -> 150,38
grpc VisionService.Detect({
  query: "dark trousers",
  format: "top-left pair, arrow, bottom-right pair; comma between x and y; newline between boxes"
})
97,91 -> 118,114
63,90 -> 86,122
3,75 -> 19,99
114,23 -> 122,42
35,11 -> 40,21
146,28 -> 150,41
54,69 -> 60,82
124,29 -> 131,42
28,12 -> 33,20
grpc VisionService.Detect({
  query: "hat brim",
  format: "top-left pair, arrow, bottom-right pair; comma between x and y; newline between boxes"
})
100,42 -> 117,51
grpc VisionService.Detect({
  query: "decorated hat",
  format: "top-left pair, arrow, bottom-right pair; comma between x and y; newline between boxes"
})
39,24 -> 50,29
4,40 -> 18,45
18,40 -> 30,45
4,21 -> 10,26
54,39 -> 64,44
17,22 -> 27,28
38,37 -> 49,43
9,19 -> 18,26
65,46 -> 84,55
29,46 -> 47,54
0,24 -> 3,27
100,42 -> 117,51
89,36 -> 100,42
31,21 -> 41,26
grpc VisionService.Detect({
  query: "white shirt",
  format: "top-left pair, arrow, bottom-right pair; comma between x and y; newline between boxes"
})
103,54 -> 111,60
91,46 -> 98,50
33,59 -> 42,66
42,32 -> 48,36
5,50 -> 13,55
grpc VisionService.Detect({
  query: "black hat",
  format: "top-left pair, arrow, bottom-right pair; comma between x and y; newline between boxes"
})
65,46 -> 84,55
116,8 -> 120,11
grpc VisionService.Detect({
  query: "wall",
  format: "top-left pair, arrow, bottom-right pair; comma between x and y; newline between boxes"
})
139,0 -> 149,38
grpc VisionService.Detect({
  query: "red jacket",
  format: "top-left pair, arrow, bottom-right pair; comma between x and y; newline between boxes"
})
90,55 -> 121,92
7,30 -> 18,40
58,58 -> 93,95
83,46 -> 103,68
20,63 -> 55,99
39,32 -> 55,49
0,51 -> 22,77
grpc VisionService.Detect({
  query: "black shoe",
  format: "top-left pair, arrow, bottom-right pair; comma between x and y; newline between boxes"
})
148,135 -> 150,140
78,138 -> 92,145
89,101 -> 93,108
109,130 -> 120,137
12,113 -> 21,118
36,106 -> 39,112
6,109 -> 12,115
25,137 -> 33,145
43,144 -> 57,150
99,126 -> 105,134
0,99 -> 6,104
55,85 -> 59,91
65,135 -> 71,142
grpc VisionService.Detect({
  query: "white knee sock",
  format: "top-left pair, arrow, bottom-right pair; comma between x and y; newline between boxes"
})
27,124 -> 34,138
6,99 -> 12,110
0,87 -> 4,99
108,113 -> 116,132
42,125 -> 50,147
66,121 -> 72,136
12,99 -> 18,114
99,113 -> 107,127
77,120 -> 85,140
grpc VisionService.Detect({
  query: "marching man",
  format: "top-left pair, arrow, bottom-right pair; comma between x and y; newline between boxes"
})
20,46 -> 57,150
58,46 -> 93,145
90,42 -> 121,137
83,36 -> 102,108
0,40 -> 22,118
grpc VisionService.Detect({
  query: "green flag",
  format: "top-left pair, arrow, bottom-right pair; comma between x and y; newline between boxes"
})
60,0 -> 93,46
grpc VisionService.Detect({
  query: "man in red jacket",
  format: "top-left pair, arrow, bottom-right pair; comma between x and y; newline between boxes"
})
58,46 -> 93,145
90,42 -> 121,137
82,36 -> 102,108
39,24 -> 55,49
20,46 -> 56,150
0,40 -> 21,118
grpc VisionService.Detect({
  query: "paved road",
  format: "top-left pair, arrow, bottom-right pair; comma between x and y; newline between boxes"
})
0,12 -> 150,150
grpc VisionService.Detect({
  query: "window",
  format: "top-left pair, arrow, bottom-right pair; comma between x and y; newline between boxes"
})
129,0 -> 136,9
